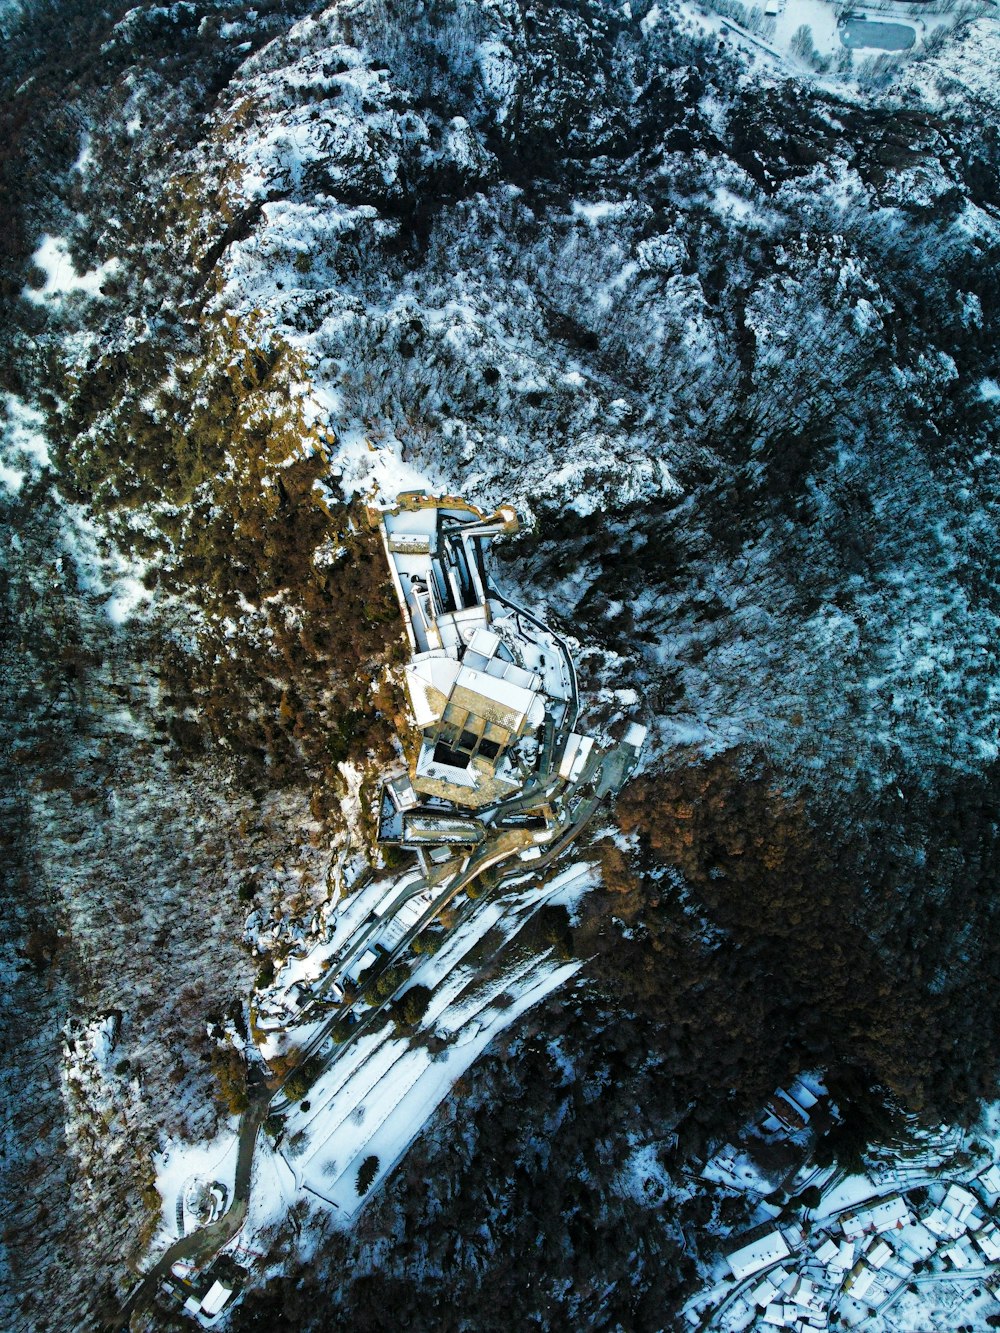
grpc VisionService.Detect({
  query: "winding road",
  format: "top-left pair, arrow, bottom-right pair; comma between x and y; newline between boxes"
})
121,1095 -> 268,1325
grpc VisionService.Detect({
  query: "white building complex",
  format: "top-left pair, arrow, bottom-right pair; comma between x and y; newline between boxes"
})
375,493 -> 583,833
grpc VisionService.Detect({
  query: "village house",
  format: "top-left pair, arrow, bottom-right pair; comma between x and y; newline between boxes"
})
725,1225 -> 792,1281
923,1182 -> 983,1240
813,1238 -> 839,1266
975,1222 -> 1000,1263
840,1194 -> 911,1240
765,1090 -> 810,1133
941,1235 -> 978,1269
864,1236 -> 893,1269
842,1259 -> 878,1301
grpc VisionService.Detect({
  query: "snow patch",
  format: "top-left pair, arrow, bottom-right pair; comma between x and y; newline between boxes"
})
23,234 -> 118,304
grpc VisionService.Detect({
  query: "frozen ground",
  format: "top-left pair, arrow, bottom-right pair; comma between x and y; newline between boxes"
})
22,234 -> 119,305
273,865 -> 591,1223
152,1128 -> 240,1249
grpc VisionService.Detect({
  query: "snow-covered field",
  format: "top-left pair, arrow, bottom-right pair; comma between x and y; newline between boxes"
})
286,952 -> 579,1218
152,1129 -> 241,1247
268,864 -> 592,1225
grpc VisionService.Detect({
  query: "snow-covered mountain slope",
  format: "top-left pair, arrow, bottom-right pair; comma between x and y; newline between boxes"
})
175,0 -> 1000,799
4,0 -> 1000,1329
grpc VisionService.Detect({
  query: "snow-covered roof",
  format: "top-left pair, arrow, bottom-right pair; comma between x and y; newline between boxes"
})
388,532 -> 432,554
388,773 -> 419,811
767,1090 -> 809,1129
452,662 -> 538,730
383,506 -> 439,539
725,1227 -> 791,1280
403,813 -> 485,845
200,1281 -> 233,1316
485,656 -> 539,691
346,949 -> 378,982
762,1304 -> 797,1328
467,626 -> 501,659
830,1239 -> 855,1271
814,1238 -> 839,1265
942,1238 -> 975,1269
975,1224 -> 1000,1262
978,1163 -> 1000,1195
843,1261 -> 877,1299
623,721 -> 647,749
841,1194 -> 910,1238
558,732 -> 595,782
406,656 -> 463,727
865,1237 -> 892,1269
923,1205 -> 968,1240
792,1276 -> 821,1308
437,605 -> 490,650
943,1183 -> 979,1220
415,743 -> 478,787
751,1274 -> 780,1306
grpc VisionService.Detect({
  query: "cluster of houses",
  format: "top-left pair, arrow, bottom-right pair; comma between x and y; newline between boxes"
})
153,1264 -> 237,1328
725,1162 -> 1000,1328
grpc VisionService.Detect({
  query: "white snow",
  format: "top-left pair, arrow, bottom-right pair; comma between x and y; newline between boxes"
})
640,3 -> 662,35
820,1173 -> 880,1214
0,460 -> 25,494
541,860 -> 601,923
23,234 -> 119,304
72,132 -> 93,174
1,394 -> 152,625
2,394 -> 50,480
104,576 -> 151,626
571,199 -> 629,224
222,1136 -> 298,1261
286,950 -> 580,1219
263,860 -> 590,1226
331,427 -> 441,504
152,1128 -> 240,1246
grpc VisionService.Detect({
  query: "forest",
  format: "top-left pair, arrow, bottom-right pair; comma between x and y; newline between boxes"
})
2,0 -> 1000,1329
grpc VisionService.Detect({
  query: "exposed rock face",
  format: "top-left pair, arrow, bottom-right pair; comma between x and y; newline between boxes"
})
3,0 -> 1000,1328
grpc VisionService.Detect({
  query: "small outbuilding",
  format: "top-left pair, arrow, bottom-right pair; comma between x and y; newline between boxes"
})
199,1281 -> 233,1318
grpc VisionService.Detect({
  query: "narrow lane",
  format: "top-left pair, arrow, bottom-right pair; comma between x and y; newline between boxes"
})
121,1096 -> 269,1325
